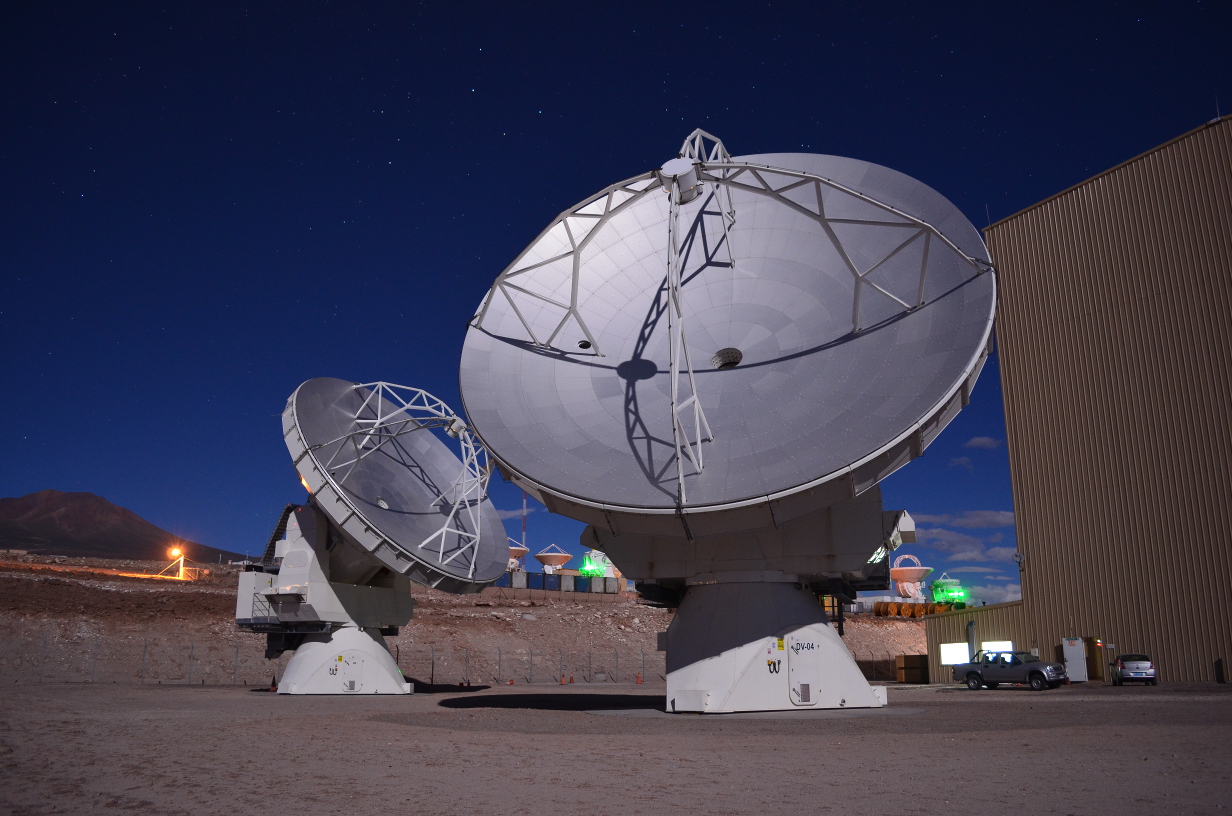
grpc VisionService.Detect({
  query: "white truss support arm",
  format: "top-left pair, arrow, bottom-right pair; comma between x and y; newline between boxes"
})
665,176 -> 714,506
469,171 -> 663,356
328,382 -> 492,581
419,428 -> 491,579
681,128 -> 737,233
698,161 -> 994,334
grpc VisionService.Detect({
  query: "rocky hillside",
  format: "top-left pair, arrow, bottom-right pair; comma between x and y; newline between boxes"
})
0,489 -> 242,562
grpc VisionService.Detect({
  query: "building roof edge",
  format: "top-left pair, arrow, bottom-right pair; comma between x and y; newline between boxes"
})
984,114 -> 1232,234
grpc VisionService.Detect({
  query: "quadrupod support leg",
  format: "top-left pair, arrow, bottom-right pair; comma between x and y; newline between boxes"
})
664,581 -> 886,713
278,625 -> 412,695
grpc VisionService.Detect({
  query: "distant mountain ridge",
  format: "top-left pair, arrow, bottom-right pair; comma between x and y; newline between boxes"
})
0,490 -> 242,562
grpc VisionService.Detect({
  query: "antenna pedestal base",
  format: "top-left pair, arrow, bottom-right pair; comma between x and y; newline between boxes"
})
278,625 -> 411,695
664,581 -> 884,713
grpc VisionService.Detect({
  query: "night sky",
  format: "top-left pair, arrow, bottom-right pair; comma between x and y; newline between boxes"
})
3,3 -> 1228,602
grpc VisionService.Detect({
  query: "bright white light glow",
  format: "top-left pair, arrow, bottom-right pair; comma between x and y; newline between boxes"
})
982,640 -> 1013,652
939,642 -> 970,665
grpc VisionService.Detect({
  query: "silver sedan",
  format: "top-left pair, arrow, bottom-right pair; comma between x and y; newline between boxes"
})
1111,654 -> 1158,686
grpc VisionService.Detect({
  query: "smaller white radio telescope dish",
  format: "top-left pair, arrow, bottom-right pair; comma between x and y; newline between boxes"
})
236,377 -> 505,694
460,129 -> 993,712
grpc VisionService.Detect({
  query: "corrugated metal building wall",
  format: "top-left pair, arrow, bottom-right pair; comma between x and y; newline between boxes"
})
925,602 -> 1028,684
981,115 -> 1232,683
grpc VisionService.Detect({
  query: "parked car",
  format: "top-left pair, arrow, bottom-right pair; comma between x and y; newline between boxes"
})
952,650 -> 1067,690
1111,653 -> 1157,685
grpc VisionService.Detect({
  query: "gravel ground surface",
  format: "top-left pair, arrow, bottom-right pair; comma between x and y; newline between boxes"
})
2,681 -> 1230,815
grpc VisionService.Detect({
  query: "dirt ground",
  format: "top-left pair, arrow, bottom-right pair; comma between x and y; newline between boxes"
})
2,681 -> 1230,815
0,555 -> 924,687
1,555 -> 1228,814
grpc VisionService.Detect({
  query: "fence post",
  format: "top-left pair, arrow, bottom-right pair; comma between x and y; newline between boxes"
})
233,643 -> 239,685
187,641 -> 194,685
559,649 -> 563,683
497,647 -> 502,683
587,652 -> 592,683
465,649 -> 470,685
614,650 -> 619,683
641,649 -> 645,684
529,647 -> 534,684
40,635 -> 47,684
430,645 -> 435,686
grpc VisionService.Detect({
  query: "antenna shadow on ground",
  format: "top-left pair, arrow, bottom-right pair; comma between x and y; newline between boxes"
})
410,680 -> 491,694
438,693 -> 667,712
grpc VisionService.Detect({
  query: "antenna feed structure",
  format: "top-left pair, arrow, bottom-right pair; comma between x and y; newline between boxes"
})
236,378 -> 505,695
460,129 -> 996,712
660,157 -> 701,203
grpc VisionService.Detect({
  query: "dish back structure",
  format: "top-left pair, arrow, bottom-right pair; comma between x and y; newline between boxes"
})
460,131 -> 994,542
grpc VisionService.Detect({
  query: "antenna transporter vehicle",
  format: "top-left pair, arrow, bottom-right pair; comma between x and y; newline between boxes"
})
460,130 -> 995,712
236,378 -> 505,694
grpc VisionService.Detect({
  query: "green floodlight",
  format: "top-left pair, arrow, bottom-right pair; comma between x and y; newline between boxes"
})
579,552 -> 607,577
931,573 -> 966,604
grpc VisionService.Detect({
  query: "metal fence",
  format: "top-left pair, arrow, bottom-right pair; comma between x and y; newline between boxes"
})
854,652 -> 901,682
0,631 -> 278,686
0,630 -> 667,688
0,626 -> 907,687
399,644 -> 665,687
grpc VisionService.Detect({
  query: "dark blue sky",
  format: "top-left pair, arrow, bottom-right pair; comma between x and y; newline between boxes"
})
3,3 -> 1228,601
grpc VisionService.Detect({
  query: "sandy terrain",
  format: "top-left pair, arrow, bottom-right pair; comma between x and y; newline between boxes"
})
1,554 -> 1228,814
0,555 -> 924,687
2,682 -> 1230,815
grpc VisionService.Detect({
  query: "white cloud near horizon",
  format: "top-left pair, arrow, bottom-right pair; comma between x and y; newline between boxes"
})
912,510 -> 1015,529
964,436 -> 1003,450
950,456 -> 974,470
915,528 -> 1019,564
950,510 -> 1015,529
495,507 -> 536,520
965,582 -> 1022,604
915,527 -> 989,561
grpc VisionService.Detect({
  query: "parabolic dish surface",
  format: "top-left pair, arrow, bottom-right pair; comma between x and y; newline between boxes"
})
460,152 -> 995,513
286,377 -> 506,586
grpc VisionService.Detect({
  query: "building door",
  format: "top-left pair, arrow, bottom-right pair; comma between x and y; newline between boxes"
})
1062,638 -> 1088,682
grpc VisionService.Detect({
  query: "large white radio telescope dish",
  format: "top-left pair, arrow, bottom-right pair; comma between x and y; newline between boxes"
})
236,378 -> 505,695
459,130 -> 995,713
286,377 -> 506,590
461,132 -> 994,538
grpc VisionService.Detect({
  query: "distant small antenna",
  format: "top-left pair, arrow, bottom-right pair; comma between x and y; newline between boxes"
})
985,204 -> 991,227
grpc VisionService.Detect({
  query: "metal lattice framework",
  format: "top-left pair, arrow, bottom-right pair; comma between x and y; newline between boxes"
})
470,172 -> 664,357
315,382 -> 492,578
664,157 -> 713,504
470,130 -> 993,506
696,146 -> 993,333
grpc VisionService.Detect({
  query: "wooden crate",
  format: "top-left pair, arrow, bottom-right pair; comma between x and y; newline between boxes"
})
895,654 -> 929,683
896,666 -> 929,684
